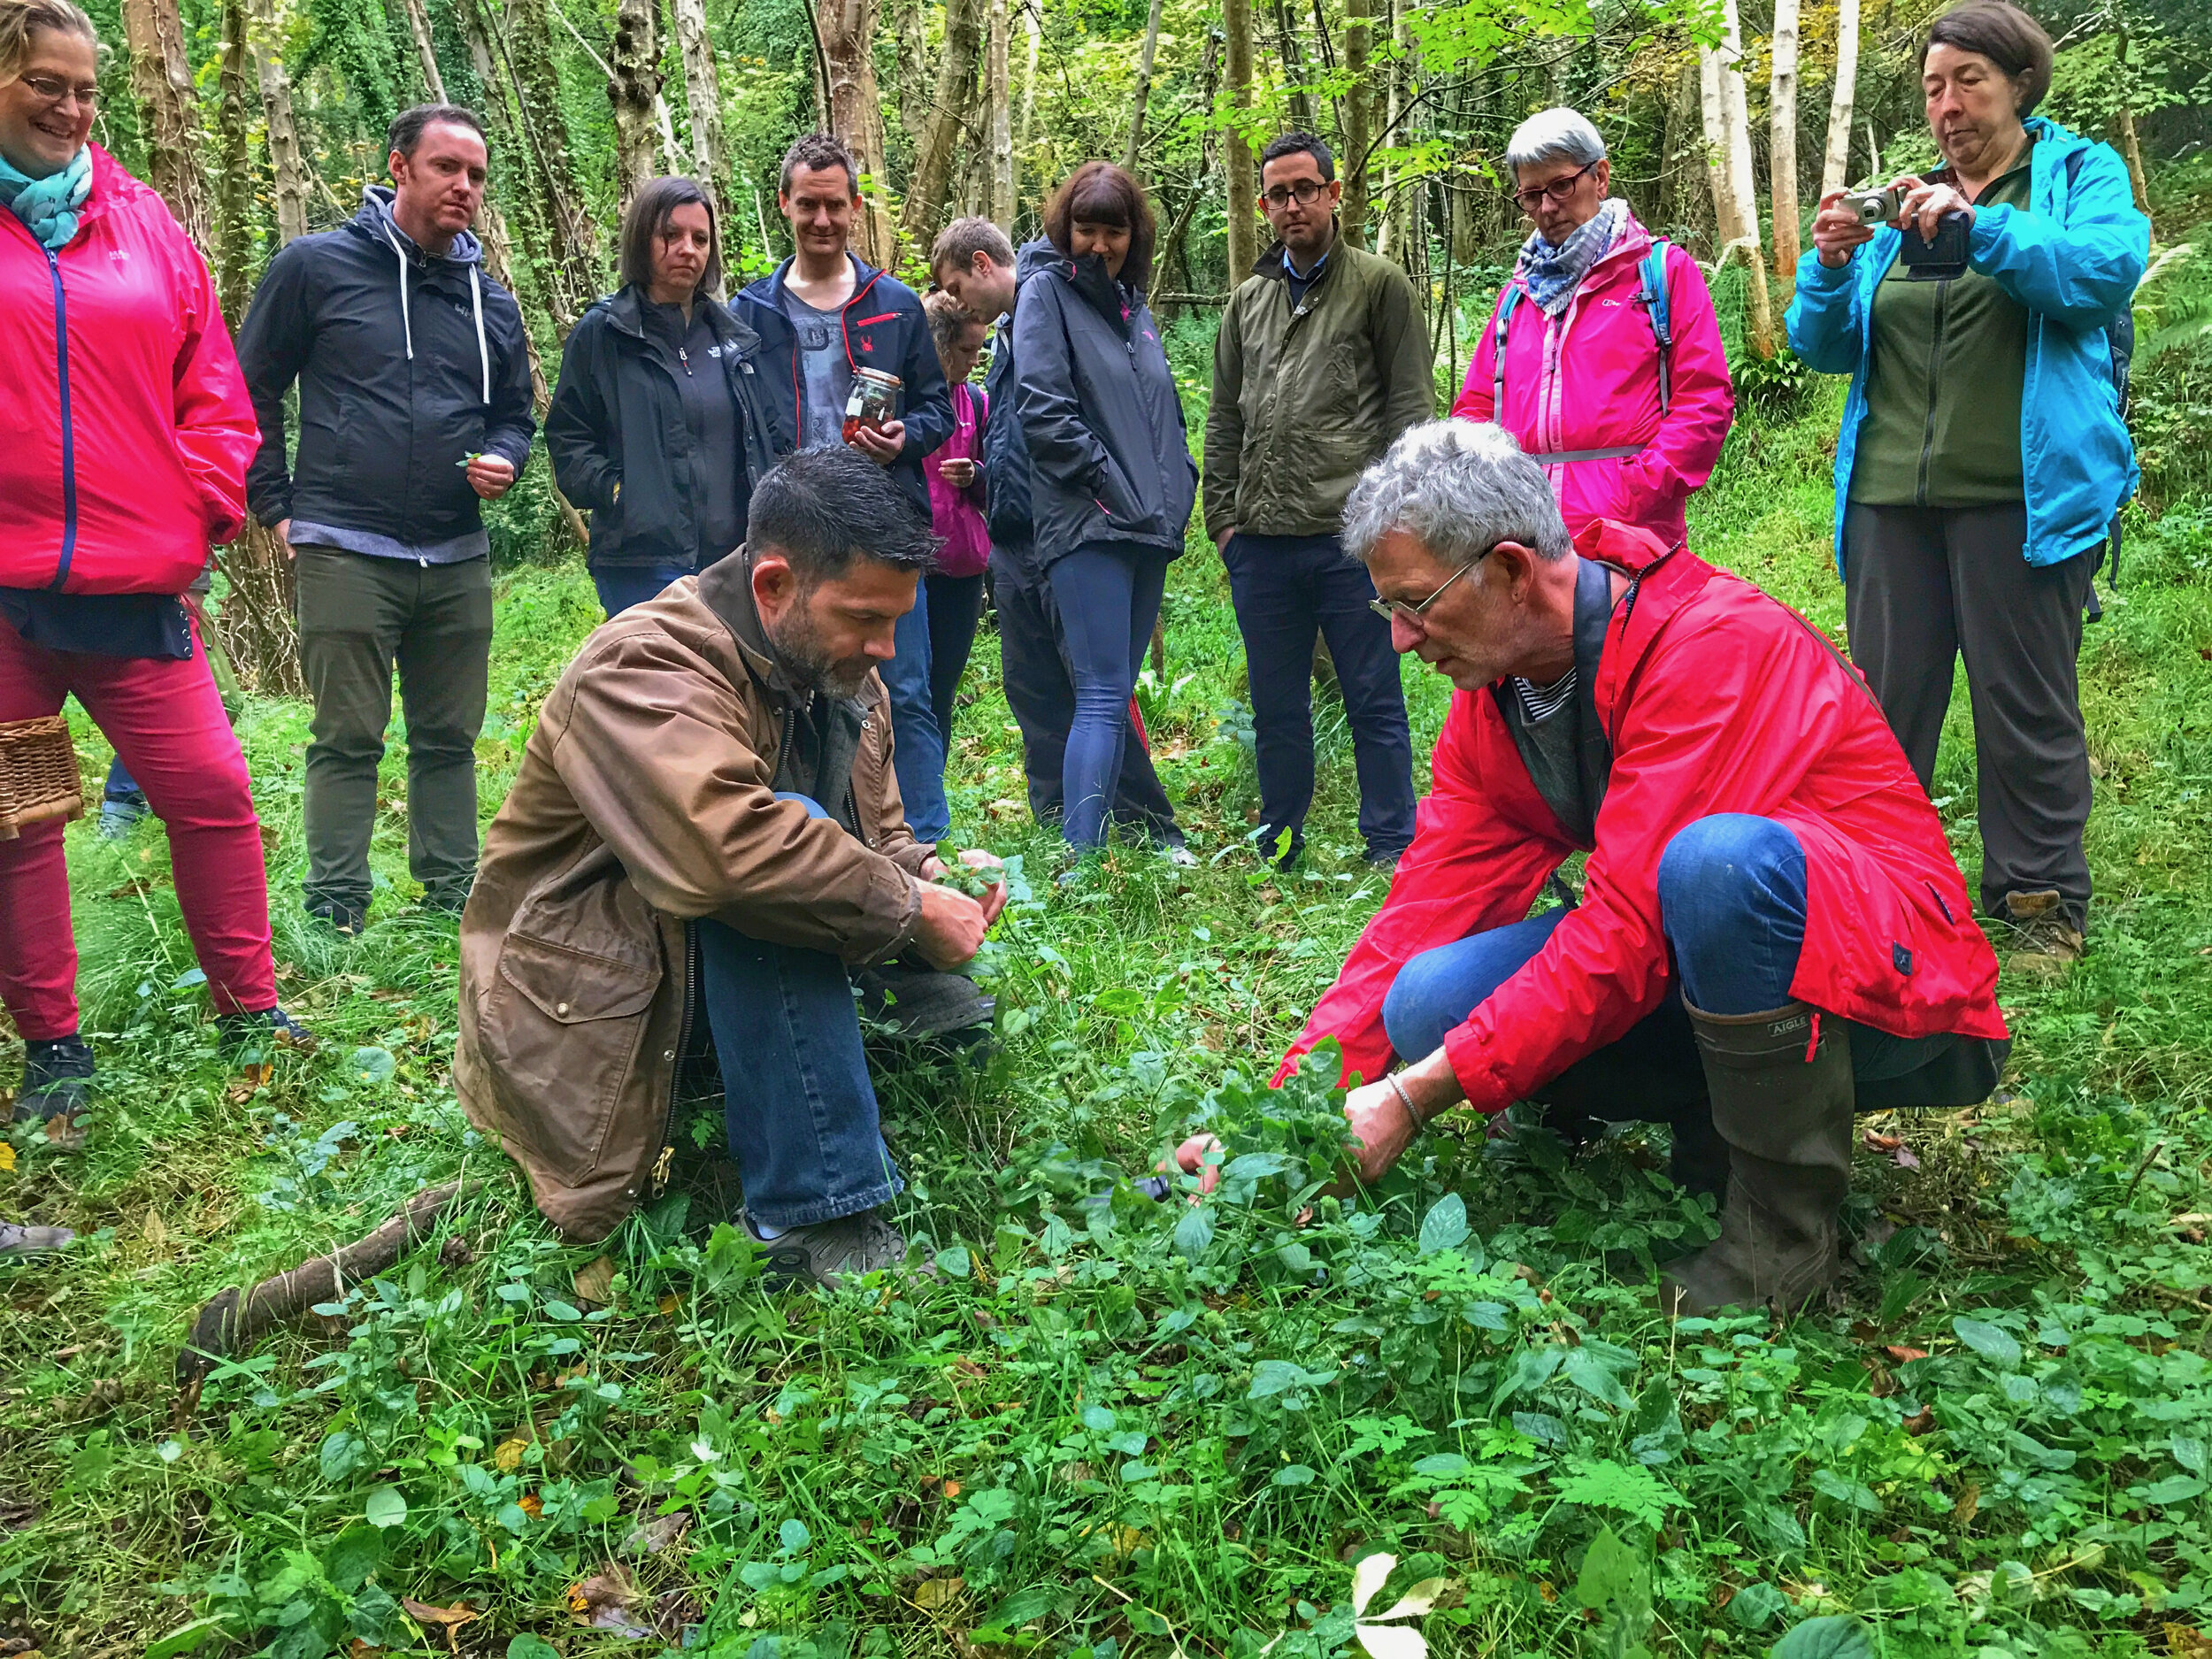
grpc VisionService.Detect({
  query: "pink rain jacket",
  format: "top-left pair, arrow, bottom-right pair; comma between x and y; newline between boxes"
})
1276,519 -> 2007,1107
0,146 -> 255,596
926,381 -> 991,578
1452,213 -> 1733,550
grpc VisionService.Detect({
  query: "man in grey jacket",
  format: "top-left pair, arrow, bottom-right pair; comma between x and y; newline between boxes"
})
1207,133 -> 1432,870
237,104 -> 535,934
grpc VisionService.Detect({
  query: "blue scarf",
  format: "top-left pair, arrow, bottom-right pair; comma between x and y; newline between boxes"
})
1517,196 -> 1627,317
0,147 -> 91,252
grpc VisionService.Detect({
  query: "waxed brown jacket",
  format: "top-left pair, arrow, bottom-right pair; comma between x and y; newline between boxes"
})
454,551 -> 933,1240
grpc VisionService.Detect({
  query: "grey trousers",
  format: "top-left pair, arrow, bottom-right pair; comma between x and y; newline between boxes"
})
1841,501 -> 2093,930
296,549 -> 493,911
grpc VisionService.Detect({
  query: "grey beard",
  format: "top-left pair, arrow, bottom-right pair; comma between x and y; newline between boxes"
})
764,613 -> 872,700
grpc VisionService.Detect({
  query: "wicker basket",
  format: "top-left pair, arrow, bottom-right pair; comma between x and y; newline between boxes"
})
0,714 -> 85,841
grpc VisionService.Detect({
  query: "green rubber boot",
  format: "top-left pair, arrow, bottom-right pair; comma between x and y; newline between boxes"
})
1660,1001 -> 1855,1318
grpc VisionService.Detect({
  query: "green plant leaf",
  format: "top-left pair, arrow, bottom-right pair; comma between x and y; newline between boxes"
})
1273,1463 -> 1317,1486
1417,1193 -> 1469,1256
1953,1317 -> 2021,1368
363,1485 -> 406,1530
1770,1616 -> 1872,1659
1172,1204 -> 1215,1261
2142,1474 -> 2207,1505
1732,1582 -> 1790,1630
507,1639 -> 562,1659
1563,1347 -> 1633,1410
347,1045 -> 396,1084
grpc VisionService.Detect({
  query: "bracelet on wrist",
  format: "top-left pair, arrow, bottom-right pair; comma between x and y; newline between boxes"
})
1386,1073 -> 1424,1134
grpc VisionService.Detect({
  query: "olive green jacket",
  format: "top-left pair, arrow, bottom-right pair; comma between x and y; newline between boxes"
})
1203,234 -> 1435,541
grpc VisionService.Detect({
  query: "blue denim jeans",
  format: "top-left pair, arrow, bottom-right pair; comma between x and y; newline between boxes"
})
1222,533 -> 1416,861
695,794 -> 900,1227
879,582 -> 950,844
592,563 -> 695,618
1382,813 -> 1954,1097
1047,542 -> 1172,849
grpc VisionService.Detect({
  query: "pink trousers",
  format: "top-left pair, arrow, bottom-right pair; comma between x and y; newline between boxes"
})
0,615 -> 275,1040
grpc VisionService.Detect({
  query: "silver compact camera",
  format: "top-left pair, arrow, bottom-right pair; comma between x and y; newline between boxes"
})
1842,185 -> 1908,225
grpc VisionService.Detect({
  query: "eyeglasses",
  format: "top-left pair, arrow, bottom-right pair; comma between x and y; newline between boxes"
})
17,72 -> 98,109
1511,158 -> 1600,214
1368,548 -> 1493,624
1262,179 -> 1328,210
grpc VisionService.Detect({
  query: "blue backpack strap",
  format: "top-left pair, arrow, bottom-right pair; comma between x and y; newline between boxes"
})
1493,283 -> 1525,418
1640,241 -> 1675,419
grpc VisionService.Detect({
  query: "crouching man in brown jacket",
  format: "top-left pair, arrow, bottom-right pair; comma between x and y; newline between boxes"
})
456,449 -> 1006,1286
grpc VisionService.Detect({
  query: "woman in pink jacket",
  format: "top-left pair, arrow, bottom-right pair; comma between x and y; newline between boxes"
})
921,291 -> 993,750
1452,108 -> 1734,549
0,0 -> 302,1148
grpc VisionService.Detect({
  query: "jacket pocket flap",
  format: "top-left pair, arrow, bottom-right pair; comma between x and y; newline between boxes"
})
497,935 -> 661,1024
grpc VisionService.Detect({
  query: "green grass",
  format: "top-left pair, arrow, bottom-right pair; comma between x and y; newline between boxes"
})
5,381 -> 2212,1659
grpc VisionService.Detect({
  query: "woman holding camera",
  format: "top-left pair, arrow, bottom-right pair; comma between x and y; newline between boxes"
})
1787,0 -> 2147,974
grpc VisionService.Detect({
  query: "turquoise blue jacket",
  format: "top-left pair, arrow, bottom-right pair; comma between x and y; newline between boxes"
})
1785,118 -> 2147,571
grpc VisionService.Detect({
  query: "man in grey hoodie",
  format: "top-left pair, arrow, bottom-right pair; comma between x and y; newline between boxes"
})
237,104 -> 536,934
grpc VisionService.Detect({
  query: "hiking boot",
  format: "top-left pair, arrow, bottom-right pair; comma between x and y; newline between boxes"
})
306,895 -> 368,937
1998,890 -> 2084,979
418,877 -> 474,916
1162,843 -> 1199,869
1660,1001 -> 1855,1319
744,1209 -> 914,1289
96,792 -> 149,840
218,1006 -> 316,1059
0,1221 -> 76,1256
12,1036 -> 95,1152
855,962 -> 995,1040
1365,848 -> 1407,875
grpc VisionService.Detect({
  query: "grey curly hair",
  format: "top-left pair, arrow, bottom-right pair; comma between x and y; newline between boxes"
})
1340,420 -> 1571,567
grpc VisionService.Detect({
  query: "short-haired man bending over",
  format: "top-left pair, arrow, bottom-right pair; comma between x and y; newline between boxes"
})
1181,422 -> 2009,1317
457,449 -> 1004,1287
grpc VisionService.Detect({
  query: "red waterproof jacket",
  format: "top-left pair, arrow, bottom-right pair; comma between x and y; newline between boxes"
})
1279,519 -> 2007,1107
0,146 -> 255,596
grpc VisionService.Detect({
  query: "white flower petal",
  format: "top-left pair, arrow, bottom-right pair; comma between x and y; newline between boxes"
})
1355,1621 -> 1430,1659
1373,1578 -> 1450,1621
1351,1553 -> 1398,1617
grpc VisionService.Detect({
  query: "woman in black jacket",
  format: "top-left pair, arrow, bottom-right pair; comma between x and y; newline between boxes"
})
1013,163 -> 1197,852
549,176 -> 780,616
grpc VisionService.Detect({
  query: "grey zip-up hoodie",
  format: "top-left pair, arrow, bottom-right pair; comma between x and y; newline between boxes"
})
237,187 -> 536,562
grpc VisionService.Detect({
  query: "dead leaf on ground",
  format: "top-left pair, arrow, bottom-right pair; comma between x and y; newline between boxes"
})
346,1641 -> 382,1659
912,1576 -> 965,1610
1864,1131 -> 1903,1151
399,1599 -> 479,1655
1953,1485 -> 1981,1526
620,1509 -> 692,1556
1886,1345 -> 1929,1363
1903,1406 -> 1937,1435
569,1570 -> 652,1638
494,1436 -> 530,1473
572,1255 -> 616,1307
2163,1624 -> 2212,1659
518,1493 -> 543,1518
1893,1144 -> 1923,1170
0,1145 -> 15,1173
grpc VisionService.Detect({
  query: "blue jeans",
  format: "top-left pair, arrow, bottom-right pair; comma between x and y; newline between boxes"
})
696,793 -> 900,1228
1382,814 -> 1954,1098
592,563 -> 695,618
1223,534 -> 1416,861
1047,542 -> 1172,849
104,756 -> 144,806
926,571 -> 987,749
879,582 -> 950,844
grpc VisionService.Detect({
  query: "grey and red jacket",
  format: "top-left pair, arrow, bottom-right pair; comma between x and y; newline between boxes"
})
735,254 -> 952,521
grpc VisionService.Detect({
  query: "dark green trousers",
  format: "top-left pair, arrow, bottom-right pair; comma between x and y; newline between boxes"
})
296,549 -> 493,912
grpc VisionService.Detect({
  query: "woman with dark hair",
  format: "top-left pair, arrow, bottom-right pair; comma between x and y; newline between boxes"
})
0,0 -> 304,1147
1788,0 -> 2147,976
1013,162 -> 1196,854
548,174 -> 780,617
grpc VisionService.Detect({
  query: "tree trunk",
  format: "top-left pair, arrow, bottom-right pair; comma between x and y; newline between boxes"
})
1125,0 -> 1166,172
1340,0 -> 1372,247
121,0 -> 211,253
1818,0 -> 1859,197
1223,0 -> 1257,279
1018,0 -> 1041,185
1700,47 -> 1741,242
672,0 -> 733,241
1655,57 -> 1697,239
816,0 -> 895,266
1769,0 -> 1801,287
610,0 -> 664,216
499,0 -> 603,336
1377,0 -> 1409,262
2109,26 -> 2152,218
250,0 -> 310,245
401,0 -> 449,100
898,0 -> 984,250
987,0 -> 1012,227
215,0 -> 254,325
1273,0 -> 1313,132
1715,0 -> 1775,357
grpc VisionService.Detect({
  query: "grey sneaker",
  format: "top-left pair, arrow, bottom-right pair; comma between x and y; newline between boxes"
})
0,1221 -> 75,1256
96,795 -> 149,840
743,1210 -> 913,1289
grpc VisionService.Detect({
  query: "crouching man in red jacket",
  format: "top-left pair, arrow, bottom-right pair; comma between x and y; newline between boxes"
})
1194,420 -> 2009,1316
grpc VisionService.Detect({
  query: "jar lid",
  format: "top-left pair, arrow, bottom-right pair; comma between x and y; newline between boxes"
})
855,368 -> 903,388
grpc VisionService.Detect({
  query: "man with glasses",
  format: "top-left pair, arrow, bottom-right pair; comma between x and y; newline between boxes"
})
1187,421 -> 2009,1319
1205,132 -> 1430,871
1449,108 -> 1732,552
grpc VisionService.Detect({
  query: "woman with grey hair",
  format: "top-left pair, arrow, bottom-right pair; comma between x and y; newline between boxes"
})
1451,107 -> 1733,550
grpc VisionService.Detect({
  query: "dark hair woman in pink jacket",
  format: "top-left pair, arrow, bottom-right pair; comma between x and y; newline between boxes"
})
0,0 -> 303,1151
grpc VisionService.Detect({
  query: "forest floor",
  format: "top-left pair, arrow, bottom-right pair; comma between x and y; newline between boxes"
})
4,383 -> 2212,1659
